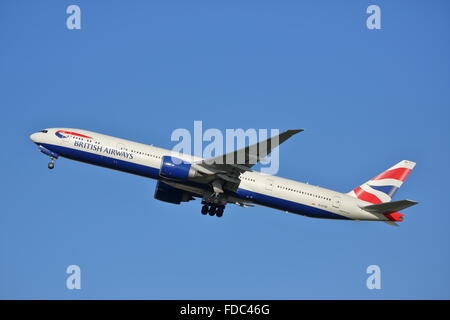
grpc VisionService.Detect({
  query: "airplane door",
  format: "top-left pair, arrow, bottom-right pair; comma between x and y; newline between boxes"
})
265,179 -> 274,191
332,196 -> 342,209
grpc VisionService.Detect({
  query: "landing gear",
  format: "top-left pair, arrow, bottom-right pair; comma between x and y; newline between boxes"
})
48,159 -> 55,170
200,203 -> 225,218
216,206 -> 224,218
201,193 -> 226,218
37,146 -> 59,170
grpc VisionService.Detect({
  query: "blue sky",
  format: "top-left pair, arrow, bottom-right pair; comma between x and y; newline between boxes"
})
1,0 -> 449,299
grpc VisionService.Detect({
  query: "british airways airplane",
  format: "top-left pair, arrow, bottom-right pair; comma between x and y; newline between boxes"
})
29,128 -> 417,226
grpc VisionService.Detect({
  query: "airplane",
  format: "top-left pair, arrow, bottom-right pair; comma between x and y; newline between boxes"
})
29,128 -> 417,226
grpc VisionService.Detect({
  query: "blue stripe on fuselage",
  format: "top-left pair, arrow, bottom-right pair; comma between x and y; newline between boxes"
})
40,143 -> 160,178
40,143 -> 348,220
236,188 -> 349,220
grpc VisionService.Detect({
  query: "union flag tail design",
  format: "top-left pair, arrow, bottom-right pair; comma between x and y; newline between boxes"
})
347,160 -> 416,204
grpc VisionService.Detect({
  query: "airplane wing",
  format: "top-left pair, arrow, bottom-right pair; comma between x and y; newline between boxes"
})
190,129 -> 303,192
198,129 -> 303,171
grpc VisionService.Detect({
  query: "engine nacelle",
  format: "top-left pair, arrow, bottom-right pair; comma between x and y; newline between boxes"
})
159,156 -> 199,180
154,181 -> 193,204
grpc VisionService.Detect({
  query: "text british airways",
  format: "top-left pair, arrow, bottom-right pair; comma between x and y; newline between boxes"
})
73,141 -> 133,159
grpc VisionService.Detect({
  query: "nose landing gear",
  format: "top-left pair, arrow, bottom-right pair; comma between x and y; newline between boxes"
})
48,158 -> 55,170
47,158 -> 56,170
37,145 -> 59,170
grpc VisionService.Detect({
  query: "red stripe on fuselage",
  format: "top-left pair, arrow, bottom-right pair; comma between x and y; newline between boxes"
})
57,130 -> 93,139
353,186 -> 382,204
372,167 -> 412,182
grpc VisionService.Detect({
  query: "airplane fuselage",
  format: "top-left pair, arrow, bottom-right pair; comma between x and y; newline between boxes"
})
29,128 -> 394,222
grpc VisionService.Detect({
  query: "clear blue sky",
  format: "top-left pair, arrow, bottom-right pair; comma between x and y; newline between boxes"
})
1,0 -> 449,299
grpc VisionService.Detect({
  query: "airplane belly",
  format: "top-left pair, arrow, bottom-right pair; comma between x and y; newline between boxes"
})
236,188 -> 349,220
40,143 -> 160,179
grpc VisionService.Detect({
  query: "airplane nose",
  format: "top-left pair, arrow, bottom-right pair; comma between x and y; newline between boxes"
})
30,133 -> 38,143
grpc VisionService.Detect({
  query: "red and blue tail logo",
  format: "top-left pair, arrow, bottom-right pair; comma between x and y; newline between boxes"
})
348,160 -> 416,204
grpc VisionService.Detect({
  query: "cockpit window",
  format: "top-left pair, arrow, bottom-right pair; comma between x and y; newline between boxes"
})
40,130 -> 48,133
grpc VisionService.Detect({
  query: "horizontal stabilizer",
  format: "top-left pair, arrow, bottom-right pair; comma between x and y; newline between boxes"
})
383,221 -> 400,227
361,200 -> 418,214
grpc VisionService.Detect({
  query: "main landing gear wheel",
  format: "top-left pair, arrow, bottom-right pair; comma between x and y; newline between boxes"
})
216,206 -> 224,218
48,161 -> 55,170
200,204 -> 225,217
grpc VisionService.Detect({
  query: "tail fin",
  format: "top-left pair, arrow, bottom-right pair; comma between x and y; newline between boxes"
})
347,160 -> 416,204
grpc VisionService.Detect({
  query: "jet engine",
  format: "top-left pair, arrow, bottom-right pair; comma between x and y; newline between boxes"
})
159,155 -> 200,180
154,181 -> 194,204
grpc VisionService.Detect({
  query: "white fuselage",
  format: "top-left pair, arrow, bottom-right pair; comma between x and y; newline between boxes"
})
30,128 -> 386,221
